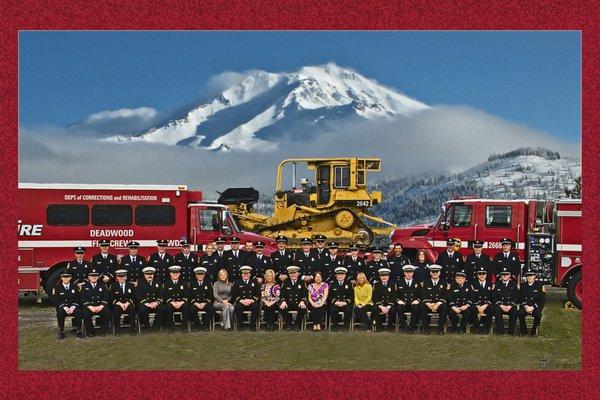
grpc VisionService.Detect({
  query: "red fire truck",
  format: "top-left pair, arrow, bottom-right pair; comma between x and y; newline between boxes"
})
390,197 -> 582,308
18,183 -> 277,297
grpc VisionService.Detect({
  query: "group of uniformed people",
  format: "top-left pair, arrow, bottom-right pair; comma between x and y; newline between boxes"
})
51,236 -> 545,338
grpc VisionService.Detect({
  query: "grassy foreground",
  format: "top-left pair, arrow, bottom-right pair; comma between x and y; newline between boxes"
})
18,288 -> 580,370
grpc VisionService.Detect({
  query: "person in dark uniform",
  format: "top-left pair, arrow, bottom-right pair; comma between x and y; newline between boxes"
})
365,248 -> 389,284
148,239 -> 174,283
174,239 -> 198,283
91,239 -> 118,285
215,237 -> 227,260
371,268 -> 397,332
518,268 -> 546,336
493,266 -> 519,336
328,267 -> 354,331
413,249 -> 431,283
395,265 -> 420,333
279,265 -> 308,331
418,264 -> 448,335
248,241 -> 272,285
320,242 -> 344,283
437,239 -> 464,282
163,265 -> 190,333
271,235 -> 294,283
136,266 -> 165,332
465,240 -> 493,283
493,238 -> 521,282
199,242 -> 220,283
447,269 -> 473,333
110,269 -> 137,335
188,266 -> 215,331
223,237 -> 247,283
119,241 -> 145,286
65,246 -> 91,288
469,267 -> 493,334
387,243 -> 412,284
52,271 -> 84,339
295,238 -> 319,283
231,265 -> 261,331
80,268 -> 111,337
343,243 -> 365,282
314,234 -> 329,261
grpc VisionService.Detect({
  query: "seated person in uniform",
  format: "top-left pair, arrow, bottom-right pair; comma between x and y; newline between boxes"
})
163,265 -> 190,333
80,268 -> 112,337
188,266 -> 215,331
279,266 -> 308,331
395,265 -> 421,333
307,271 -> 329,331
52,271 -> 84,339
418,264 -> 448,335
371,267 -> 397,332
492,266 -> 519,336
328,267 -> 354,331
353,272 -> 373,331
136,266 -> 166,331
469,267 -> 493,334
110,269 -> 137,335
518,268 -> 546,337
447,269 -> 473,334
260,269 -> 281,331
231,265 -> 261,331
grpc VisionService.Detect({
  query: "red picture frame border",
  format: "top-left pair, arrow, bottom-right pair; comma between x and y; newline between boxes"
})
1,1 -> 597,398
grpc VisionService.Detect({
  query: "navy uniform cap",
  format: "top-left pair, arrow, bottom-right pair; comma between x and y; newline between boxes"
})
499,266 -> 511,274
231,237 -> 241,244
156,239 -> 168,246
74,246 -> 86,253
372,248 -> 383,254
476,267 -> 488,274
275,235 -> 288,243
99,239 -> 110,246
254,241 -> 265,248
524,268 -> 536,276
473,240 -> 484,248
328,241 -> 339,249
180,239 -> 191,246
87,268 -> 100,276
216,237 -> 226,244
300,238 -> 313,245
349,243 -> 359,251
127,241 -> 140,248
315,234 -> 327,242
455,269 -> 467,277
501,238 -> 513,245
60,272 -> 72,277
446,238 -> 456,246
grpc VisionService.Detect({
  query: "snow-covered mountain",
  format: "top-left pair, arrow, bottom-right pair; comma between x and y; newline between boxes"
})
104,63 -> 429,151
369,147 -> 581,226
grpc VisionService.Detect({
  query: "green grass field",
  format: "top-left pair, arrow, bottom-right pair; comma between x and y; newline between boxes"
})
18,288 -> 581,370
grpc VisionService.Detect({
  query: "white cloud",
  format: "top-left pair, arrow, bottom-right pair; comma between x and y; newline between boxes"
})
65,106 -> 158,137
84,107 -> 157,123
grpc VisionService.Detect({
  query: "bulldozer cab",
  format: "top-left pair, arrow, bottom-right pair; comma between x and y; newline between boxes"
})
276,158 -> 382,209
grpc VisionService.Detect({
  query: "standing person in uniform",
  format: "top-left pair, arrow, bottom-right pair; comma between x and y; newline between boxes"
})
314,234 -> 329,261
231,266 -> 261,331
91,239 -> 118,285
353,272 -> 373,332
136,266 -> 165,332
419,264 -> 448,335
387,243 -> 411,284
493,238 -> 521,282
65,246 -> 91,288
469,267 -> 493,334
320,242 -> 343,283
465,240 -> 493,283
371,268 -> 397,332
163,265 -> 190,333
307,271 -> 329,331
328,267 -> 354,331
213,269 -> 235,330
395,265 -> 420,333
295,238 -> 319,284
447,269 -> 473,334
188,266 -> 215,332
436,239 -> 464,283
223,237 -> 247,283
343,244 -> 365,283
52,271 -> 84,339
148,239 -> 174,283
493,266 -> 519,336
279,266 -> 308,331
199,243 -> 220,283
119,241 -> 145,286
110,269 -> 137,335
248,241 -> 272,285
174,239 -> 199,283
80,268 -> 111,337
271,235 -> 294,283
518,268 -> 546,336
260,269 -> 281,331
215,237 -> 227,261
413,249 -> 431,283
365,249 -> 389,284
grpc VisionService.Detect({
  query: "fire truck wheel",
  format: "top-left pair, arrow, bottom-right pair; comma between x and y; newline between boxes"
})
567,271 -> 582,309
44,267 -> 65,297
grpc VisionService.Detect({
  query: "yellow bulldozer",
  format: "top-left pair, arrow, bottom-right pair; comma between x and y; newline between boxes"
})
218,157 -> 397,248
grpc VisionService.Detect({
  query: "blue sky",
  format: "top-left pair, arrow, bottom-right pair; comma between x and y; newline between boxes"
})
19,31 -> 581,142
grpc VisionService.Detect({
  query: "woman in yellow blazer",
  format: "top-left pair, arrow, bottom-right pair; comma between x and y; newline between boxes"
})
353,272 -> 373,331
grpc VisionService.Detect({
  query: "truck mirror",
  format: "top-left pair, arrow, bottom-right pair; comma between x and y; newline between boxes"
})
440,221 -> 449,231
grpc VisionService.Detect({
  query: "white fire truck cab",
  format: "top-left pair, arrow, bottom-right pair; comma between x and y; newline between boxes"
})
18,183 -> 277,297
